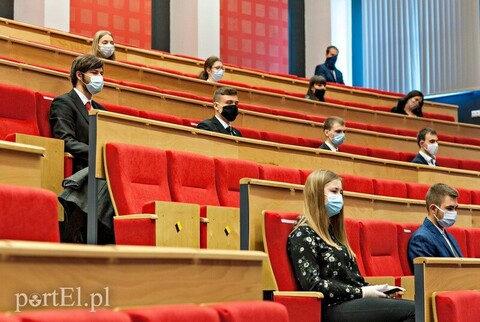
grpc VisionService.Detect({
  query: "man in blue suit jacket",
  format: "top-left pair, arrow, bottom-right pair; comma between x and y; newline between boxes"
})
408,183 -> 462,271
314,45 -> 345,85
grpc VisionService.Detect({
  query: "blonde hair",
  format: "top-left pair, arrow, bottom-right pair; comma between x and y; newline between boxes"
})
91,30 -> 116,60
295,169 -> 355,258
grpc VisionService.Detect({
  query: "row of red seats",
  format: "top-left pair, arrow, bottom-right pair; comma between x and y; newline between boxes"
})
0,301 -> 288,322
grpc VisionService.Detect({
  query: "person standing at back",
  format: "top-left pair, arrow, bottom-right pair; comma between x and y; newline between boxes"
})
91,30 -> 116,60
197,87 -> 242,137
314,46 -> 345,85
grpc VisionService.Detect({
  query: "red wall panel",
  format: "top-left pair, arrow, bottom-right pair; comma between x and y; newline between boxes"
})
220,0 -> 289,74
70,0 -> 151,49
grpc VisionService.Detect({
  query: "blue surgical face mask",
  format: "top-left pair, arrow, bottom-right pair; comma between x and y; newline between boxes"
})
434,205 -> 457,228
212,69 -> 224,82
331,132 -> 345,147
325,194 -> 343,217
82,74 -> 104,95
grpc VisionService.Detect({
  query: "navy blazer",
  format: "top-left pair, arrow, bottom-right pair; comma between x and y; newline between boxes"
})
411,153 -> 439,166
408,218 -> 463,270
50,89 -> 106,173
319,142 -> 336,151
196,116 -> 242,137
314,63 -> 345,85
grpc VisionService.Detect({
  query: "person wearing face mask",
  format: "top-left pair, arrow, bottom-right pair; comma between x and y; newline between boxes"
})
91,30 -> 116,60
314,46 -> 345,85
305,75 -> 327,102
50,54 -> 114,245
391,90 -> 424,117
319,116 -> 346,151
288,169 -> 415,322
408,183 -> 462,271
412,127 -> 439,166
196,87 -> 242,137
199,56 -> 225,82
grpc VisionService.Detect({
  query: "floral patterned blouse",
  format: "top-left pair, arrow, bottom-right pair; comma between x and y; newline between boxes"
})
287,225 -> 366,307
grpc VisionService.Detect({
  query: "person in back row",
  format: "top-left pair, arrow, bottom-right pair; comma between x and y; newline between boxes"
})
412,127 -> 439,166
91,30 -> 116,60
305,75 -> 327,102
408,183 -> 463,271
314,45 -> 344,84
197,87 -> 242,137
288,169 -> 415,322
199,56 -> 225,82
391,90 -> 424,117
319,116 -> 346,152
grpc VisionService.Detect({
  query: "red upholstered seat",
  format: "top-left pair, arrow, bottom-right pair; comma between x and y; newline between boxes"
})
367,124 -> 398,135
161,89 -> 210,102
235,126 -> 262,140
344,101 -> 376,111
271,109 -> 307,120
466,228 -> 480,258
341,174 -> 374,195
0,184 -> 59,243
437,133 -> 456,143
263,211 -> 322,322
345,217 -> 366,275
258,164 -> 302,184
253,85 -> 287,95
0,83 -> 40,139
260,131 -> 300,146
454,136 -> 480,147
298,137 -> 322,148
182,117 -> 200,128
323,97 -> 346,105
423,112 -> 455,122
17,309 -> 131,322
0,313 -> 19,322
101,102 -> 140,117
167,150 -> 220,206
139,110 -> 184,125
372,105 -> 391,112
214,157 -> 259,207
218,79 -> 254,89
454,187 -> 472,204
399,152 -> 417,162
367,147 -> 400,161
458,159 -> 480,172
396,128 -> 417,138
239,103 -> 273,115
124,304 -> 220,322
435,156 -> 459,169
120,81 -> 162,93
34,92 -> 54,137
359,220 -> 405,284
447,226 -> 468,256
210,301 -> 289,322
345,120 -> 369,130
471,190 -> 480,205
405,182 -> 430,200
305,114 -> 326,123
341,144 -> 368,156
396,222 -> 420,275
372,179 -> 407,198
433,290 -> 480,322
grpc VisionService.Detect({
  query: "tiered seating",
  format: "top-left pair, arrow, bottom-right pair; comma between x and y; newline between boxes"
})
433,290 -> 480,322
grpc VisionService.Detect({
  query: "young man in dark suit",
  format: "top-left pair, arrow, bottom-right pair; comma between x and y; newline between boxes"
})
314,45 -> 345,85
197,87 -> 242,137
408,183 -> 462,271
319,116 -> 346,152
411,127 -> 439,166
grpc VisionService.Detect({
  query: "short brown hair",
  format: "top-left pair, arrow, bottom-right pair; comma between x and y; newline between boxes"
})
70,54 -> 104,87
323,116 -> 345,131
425,183 -> 458,210
213,87 -> 237,102
416,127 -> 437,147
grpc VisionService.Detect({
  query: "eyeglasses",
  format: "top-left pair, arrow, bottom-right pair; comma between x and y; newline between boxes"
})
212,66 -> 225,71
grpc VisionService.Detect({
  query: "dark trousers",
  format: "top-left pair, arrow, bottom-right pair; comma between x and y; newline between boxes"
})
323,298 -> 415,322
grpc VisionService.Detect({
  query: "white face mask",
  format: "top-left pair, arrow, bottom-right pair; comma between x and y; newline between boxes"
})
99,44 -> 115,58
212,69 -> 224,82
82,74 -> 104,95
425,142 -> 439,156
433,205 -> 457,228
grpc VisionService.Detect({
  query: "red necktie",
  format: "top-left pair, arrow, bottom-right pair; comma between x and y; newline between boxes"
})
85,101 -> 92,111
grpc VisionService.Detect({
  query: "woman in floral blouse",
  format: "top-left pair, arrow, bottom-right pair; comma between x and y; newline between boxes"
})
288,169 -> 415,322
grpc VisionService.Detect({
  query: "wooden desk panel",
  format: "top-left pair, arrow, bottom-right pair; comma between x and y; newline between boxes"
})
0,241 -> 265,313
0,141 -> 43,188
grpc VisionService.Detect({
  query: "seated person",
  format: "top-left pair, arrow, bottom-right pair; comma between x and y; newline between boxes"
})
197,87 -> 242,137
412,127 -> 439,166
408,183 -> 463,270
288,169 -> 415,322
91,30 -> 116,60
314,45 -> 345,84
319,116 -> 346,151
391,90 -> 424,117
199,56 -> 225,82
305,75 -> 327,101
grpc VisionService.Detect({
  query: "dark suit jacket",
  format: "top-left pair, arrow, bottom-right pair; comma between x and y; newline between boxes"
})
412,153 -> 438,166
408,218 -> 463,271
319,142 -> 336,151
49,89 -> 106,173
196,116 -> 242,137
314,63 -> 345,84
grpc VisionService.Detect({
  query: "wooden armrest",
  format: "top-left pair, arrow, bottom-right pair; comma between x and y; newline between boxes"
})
64,152 -> 74,158
200,217 -> 210,223
273,291 -> 324,299
114,214 -> 159,220
364,276 -> 396,285
400,275 -> 415,300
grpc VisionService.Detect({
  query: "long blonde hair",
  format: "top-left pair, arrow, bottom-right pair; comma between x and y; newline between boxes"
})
91,30 -> 116,60
295,169 -> 355,258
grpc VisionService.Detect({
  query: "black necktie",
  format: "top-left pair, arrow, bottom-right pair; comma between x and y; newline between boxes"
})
226,126 -> 233,135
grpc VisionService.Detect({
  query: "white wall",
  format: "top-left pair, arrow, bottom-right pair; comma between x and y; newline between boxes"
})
14,0 -> 69,31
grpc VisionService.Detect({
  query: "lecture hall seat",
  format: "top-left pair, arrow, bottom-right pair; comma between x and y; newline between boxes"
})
210,301 -> 289,322
466,228 -> 480,258
372,179 -> 408,198
396,222 -> 420,275
16,309 -> 131,322
433,290 -> 480,322
0,184 -> 60,242
258,164 -> 302,185
345,217 -> 367,275
124,304 -> 220,322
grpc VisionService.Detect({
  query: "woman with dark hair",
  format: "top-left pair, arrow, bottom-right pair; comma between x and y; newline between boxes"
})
91,30 -> 116,60
199,56 -> 225,82
288,169 -> 415,322
391,90 -> 424,117
305,75 -> 327,102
